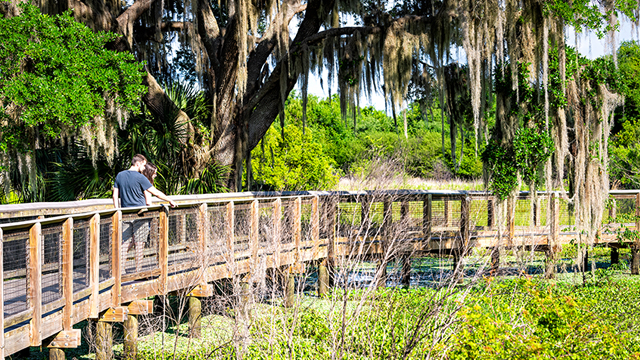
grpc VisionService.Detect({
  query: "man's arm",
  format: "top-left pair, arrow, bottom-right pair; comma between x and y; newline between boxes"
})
112,188 -> 119,208
144,190 -> 153,206
147,187 -> 177,207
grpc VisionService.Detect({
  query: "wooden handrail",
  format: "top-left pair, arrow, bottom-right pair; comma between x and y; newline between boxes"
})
0,189 -> 639,357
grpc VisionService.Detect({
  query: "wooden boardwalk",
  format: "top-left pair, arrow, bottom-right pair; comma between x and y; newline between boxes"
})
0,189 -> 638,358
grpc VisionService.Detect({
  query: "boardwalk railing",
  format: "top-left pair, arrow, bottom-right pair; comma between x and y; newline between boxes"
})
0,189 -> 638,357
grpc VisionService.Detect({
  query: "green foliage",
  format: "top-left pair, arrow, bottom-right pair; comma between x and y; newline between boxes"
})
0,3 -> 145,155
251,125 -> 339,191
545,0 -> 638,38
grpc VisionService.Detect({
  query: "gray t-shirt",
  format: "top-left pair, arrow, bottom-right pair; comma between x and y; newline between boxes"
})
114,170 -> 152,208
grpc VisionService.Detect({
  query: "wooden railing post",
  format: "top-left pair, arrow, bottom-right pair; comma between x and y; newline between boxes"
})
487,197 -> 495,229
0,228 -> 4,359
460,196 -> 471,250
158,208 -> 169,294
112,211 -> 122,306
423,194 -> 432,241
29,222 -> 42,346
400,199 -> 409,224
444,198 -> 450,226
534,196 -> 541,227
546,193 -> 560,279
250,200 -> 259,272
311,195 -> 320,257
609,198 -> 617,220
632,193 -> 640,275
226,202 -> 235,268
198,203 -> 209,270
293,197 -> 302,270
273,199 -> 281,267
62,218 -> 74,330
89,213 -> 100,319
507,196 -> 515,246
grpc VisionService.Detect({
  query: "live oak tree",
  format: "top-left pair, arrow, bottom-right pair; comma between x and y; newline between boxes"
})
0,3 -> 146,198
1,0 -> 638,253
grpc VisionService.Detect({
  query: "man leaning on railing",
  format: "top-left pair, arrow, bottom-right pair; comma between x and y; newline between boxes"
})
113,154 -> 176,274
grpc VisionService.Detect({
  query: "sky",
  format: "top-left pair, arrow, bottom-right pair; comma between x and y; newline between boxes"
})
302,20 -> 640,113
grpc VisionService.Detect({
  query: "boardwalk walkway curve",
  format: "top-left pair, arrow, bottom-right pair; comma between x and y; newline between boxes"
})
0,189 -> 638,358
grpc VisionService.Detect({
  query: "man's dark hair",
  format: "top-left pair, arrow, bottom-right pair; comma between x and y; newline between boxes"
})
131,154 -> 147,166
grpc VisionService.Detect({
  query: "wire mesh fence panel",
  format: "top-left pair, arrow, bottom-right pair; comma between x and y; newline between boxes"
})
168,208 -> 199,268
301,199 -> 313,244
41,223 -> 62,305
234,203 -> 251,257
537,198 -> 549,227
258,202 -> 274,252
3,227 -> 29,317
0,216 -> 38,224
337,200 -> 361,237
407,201 -> 423,231
431,198 -> 461,228
612,197 -> 637,224
121,212 -> 160,275
469,199 -> 489,228
319,199 -> 336,239
99,217 -> 113,282
280,200 -> 294,245
558,198 -> 575,229
73,218 -> 90,293
514,199 -> 532,227
208,204 -> 228,261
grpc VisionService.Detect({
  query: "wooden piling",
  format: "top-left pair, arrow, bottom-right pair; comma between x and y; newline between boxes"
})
49,348 -> 65,360
490,247 -> 500,274
611,247 -> 619,264
95,320 -> 113,360
545,193 -> 560,279
401,257 -> 411,288
284,270 -> 295,308
123,314 -> 138,360
318,259 -> 329,296
633,193 -> 640,275
188,296 -> 202,338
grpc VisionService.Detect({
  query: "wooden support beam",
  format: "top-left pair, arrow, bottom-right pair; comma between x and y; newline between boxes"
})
111,211 -> 122,307
46,329 -> 81,348
188,284 -> 213,297
62,218 -> 73,330
327,198 -> 337,263
273,198 -> 282,268
29,222 -> 42,346
609,198 -> 617,220
100,307 -> 129,322
159,208 -> 169,294
423,194 -> 432,240
127,300 -> 154,315
89,213 -> 100,319
360,196 -> 370,227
